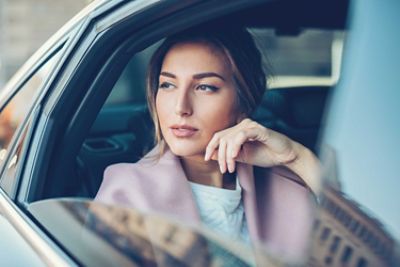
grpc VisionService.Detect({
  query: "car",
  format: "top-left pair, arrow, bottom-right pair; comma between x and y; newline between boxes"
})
0,0 -> 399,266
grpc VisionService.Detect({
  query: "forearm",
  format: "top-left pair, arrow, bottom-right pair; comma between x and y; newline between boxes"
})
285,142 -> 322,195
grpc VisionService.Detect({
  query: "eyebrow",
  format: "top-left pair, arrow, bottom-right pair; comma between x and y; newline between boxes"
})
160,71 -> 226,81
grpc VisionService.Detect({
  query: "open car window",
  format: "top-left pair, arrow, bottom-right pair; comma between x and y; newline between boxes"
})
67,25 -> 342,266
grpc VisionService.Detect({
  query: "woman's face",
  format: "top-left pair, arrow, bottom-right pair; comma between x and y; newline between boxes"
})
156,41 -> 240,158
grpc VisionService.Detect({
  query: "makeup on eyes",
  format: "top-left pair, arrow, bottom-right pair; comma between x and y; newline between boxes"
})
158,81 -> 175,89
158,78 -> 222,92
196,84 -> 219,92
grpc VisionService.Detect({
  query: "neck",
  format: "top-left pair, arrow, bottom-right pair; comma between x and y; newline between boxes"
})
179,154 -> 236,190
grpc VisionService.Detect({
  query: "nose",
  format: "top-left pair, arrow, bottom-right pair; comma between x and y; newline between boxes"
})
175,88 -> 193,117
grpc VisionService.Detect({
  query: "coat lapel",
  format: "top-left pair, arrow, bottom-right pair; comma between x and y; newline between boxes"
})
138,147 -> 201,223
237,162 -> 261,244
149,149 -> 262,242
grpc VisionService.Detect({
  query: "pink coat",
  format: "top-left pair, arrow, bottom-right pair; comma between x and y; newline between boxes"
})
95,146 -> 315,261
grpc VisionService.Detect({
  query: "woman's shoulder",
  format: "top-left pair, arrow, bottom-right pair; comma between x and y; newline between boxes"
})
103,146 -> 173,181
103,162 -> 137,179
96,160 -> 158,204
103,156 -> 160,180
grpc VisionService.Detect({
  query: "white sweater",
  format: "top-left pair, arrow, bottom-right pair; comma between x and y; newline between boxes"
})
189,179 -> 250,245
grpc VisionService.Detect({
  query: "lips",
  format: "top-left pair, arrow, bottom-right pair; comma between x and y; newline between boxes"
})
170,124 -> 198,138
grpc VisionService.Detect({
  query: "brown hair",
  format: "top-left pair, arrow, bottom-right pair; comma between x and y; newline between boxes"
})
146,26 -> 267,154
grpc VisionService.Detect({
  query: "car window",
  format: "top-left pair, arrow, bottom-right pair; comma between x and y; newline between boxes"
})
28,199 -> 257,267
104,42 -> 161,107
0,49 -> 62,172
83,28 -> 340,201
310,1 -> 400,266
0,115 -> 34,196
70,26 -> 341,267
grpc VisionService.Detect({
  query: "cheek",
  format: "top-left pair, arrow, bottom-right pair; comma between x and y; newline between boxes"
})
197,96 -> 238,133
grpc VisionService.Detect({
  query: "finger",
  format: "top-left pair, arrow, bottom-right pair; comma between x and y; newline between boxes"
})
226,141 -> 236,173
226,131 -> 247,173
218,139 -> 227,173
205,133 -> 221,161
230,130 -> 248,159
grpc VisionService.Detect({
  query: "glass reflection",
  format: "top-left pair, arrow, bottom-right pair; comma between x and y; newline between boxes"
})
29,200 -> 260,267
0,49 -> 61,167
308,149 -> 400,267
0,120 -> 30,193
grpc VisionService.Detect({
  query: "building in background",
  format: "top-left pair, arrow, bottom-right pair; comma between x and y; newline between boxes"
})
0,0 -> 89,87
309,184 -> 397,267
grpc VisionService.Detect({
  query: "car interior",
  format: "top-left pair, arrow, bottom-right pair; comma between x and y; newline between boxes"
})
35,1 -> 346,202
75,43 -> 331,199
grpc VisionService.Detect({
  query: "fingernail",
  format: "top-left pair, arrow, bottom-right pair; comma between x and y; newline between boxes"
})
220,164 -> 225,174
228,165 -> 232,173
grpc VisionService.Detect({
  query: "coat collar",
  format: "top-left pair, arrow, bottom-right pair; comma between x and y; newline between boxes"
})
141,145 -> 260,242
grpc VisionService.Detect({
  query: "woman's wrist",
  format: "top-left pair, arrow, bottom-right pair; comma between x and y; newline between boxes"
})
284,142 -> 322,195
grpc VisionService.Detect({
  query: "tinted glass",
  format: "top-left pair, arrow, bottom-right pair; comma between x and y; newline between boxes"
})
0,50 -> 61,168
314,1 -> 400,267
0,117 -> 32,195
104,43 -> 160,107
29,199 -> 262,267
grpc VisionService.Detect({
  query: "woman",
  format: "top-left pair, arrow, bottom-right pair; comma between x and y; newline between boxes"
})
96,26 -> 320,261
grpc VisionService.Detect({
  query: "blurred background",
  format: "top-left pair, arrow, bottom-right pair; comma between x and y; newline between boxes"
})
0,0 -> 343,90
0,0 -> 91,88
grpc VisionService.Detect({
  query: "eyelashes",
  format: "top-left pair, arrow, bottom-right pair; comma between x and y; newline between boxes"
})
196,84 -> 219,92
159,82 -> 175,90
158,82 -> 220,92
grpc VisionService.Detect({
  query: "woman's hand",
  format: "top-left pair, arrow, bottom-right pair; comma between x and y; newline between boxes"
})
204,118 -> 321,193
204,118 -> 297,172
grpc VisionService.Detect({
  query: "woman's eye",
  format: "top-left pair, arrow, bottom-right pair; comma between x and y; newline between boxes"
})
159,82 -> 175,90
196,84 -> 219,92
